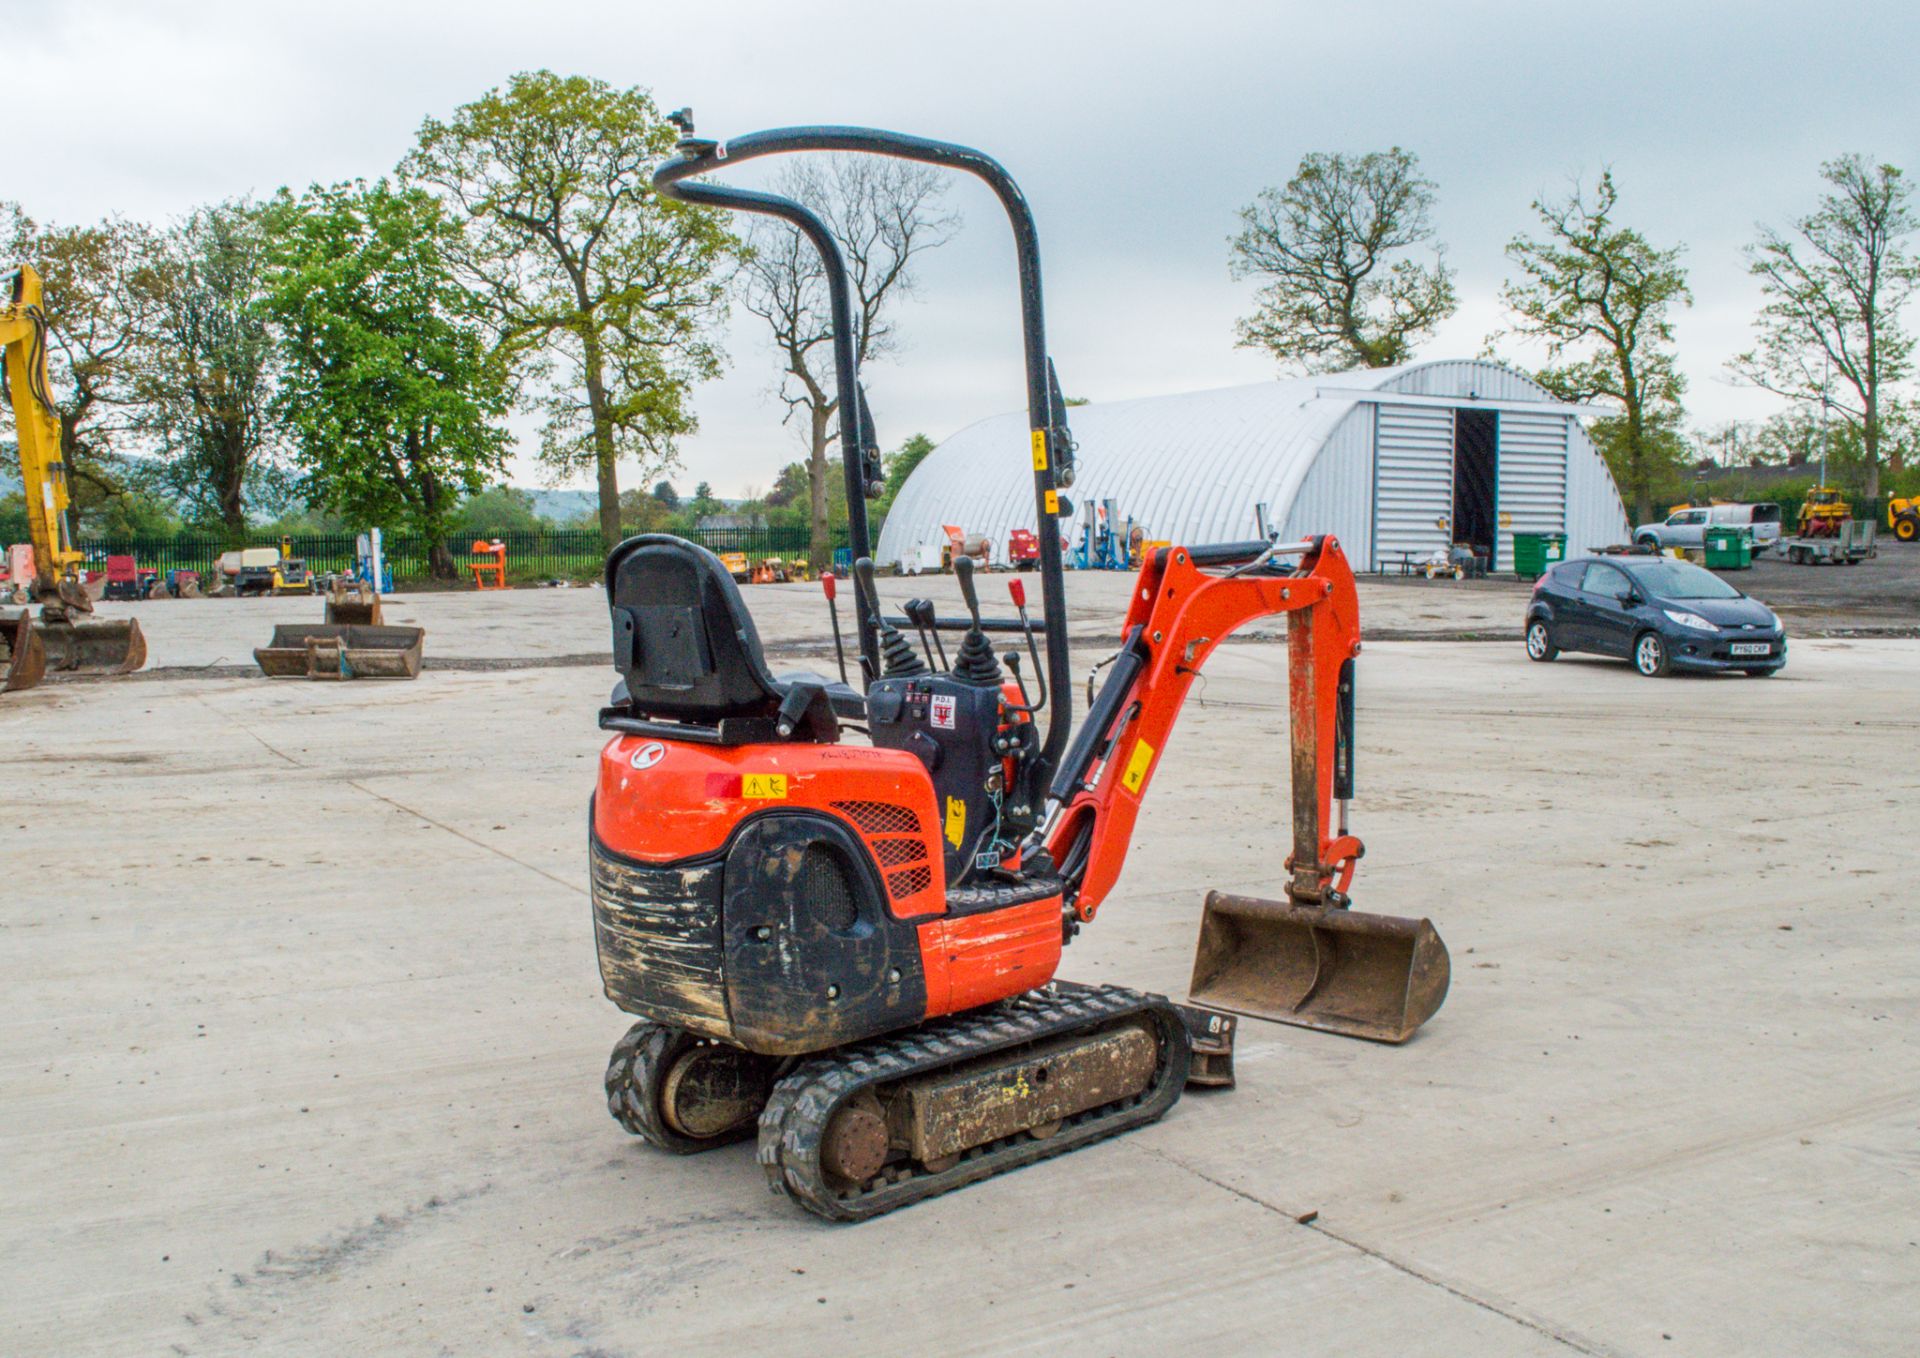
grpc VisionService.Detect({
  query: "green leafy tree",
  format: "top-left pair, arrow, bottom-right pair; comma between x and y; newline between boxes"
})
879,431 -> 935,503
262,179 -> 513,577
453,484 -> 541,536
764,460 -> 809,508
617,484 -> 675,533
1497,171 -> 1692,523
1231,149 -> 1456,371
136,200 -> 286,537
1,204 -> 164,531
687,479 -> 719,521
869,431 -> 937,538
1,490 -> 28,545
405,71 -> 739,550
650,479 -> 679,509
1731,155 -> 1920,499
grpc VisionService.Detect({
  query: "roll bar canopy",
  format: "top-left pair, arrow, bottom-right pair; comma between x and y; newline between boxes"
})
652,117 -> 1079,774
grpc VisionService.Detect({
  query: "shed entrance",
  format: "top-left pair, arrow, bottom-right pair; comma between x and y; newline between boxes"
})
1452,409 -> 1499,569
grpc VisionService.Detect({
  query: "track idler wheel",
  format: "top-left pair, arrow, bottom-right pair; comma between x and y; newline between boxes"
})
606,1022 -> 775,1155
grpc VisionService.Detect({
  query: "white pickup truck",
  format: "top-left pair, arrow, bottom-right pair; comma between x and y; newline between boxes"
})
1633,502 -> 1784,552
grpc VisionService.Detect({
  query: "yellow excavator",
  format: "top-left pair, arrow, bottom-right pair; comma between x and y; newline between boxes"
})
2,265 -> 146,692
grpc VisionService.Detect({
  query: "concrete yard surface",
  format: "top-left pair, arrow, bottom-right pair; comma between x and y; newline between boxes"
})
2,594 -> 1917,1355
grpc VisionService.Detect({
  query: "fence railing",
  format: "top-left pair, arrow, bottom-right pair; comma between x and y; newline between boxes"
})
73,525 -> 844,583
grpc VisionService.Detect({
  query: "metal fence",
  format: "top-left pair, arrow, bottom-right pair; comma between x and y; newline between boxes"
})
74,525 -> 841,583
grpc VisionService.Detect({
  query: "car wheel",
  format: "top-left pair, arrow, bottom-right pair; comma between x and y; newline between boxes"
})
1896,517 -> 1918,542
1636,535 -> 1661,552
1633,631 -> 1671,677
1525,620 -> 1558,661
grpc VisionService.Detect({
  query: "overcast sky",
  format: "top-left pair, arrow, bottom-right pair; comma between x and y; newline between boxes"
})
17,0 -> 1920,497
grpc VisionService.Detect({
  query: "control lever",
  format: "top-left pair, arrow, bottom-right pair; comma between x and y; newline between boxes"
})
854,557 -> 925,679
1003,649 -> 1036,710
950,555 -> 1004,687
954,554 -> 983,631
821,572 -> 848,685
1008,576 -> 1047,711
904,598 -> 947,670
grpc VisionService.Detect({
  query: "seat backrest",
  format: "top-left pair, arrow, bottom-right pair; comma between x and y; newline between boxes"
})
604,534 -> 783,724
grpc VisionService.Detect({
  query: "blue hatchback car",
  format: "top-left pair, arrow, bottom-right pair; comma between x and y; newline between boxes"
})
1525,556 -> 1787,677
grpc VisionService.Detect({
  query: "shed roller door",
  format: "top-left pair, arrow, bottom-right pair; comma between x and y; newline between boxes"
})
1498,411 -> 1568,568
1373,404 -> 1455,568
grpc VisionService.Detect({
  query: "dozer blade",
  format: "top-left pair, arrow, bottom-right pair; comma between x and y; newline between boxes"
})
2,611 -> 47,693
35,615 -> 148,675
1189,890 -> 1450,1044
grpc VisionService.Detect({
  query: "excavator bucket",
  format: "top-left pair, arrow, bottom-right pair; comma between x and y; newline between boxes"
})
324,584 -> 383,626
1190,890 -> 1450,1044
35,615 -> 148,676
2,611 -> 46,693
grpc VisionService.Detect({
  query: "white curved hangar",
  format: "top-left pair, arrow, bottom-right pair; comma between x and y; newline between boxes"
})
875,359 -> 1631,573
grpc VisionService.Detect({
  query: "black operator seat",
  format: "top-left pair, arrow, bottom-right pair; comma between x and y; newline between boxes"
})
604,534 -> 865,743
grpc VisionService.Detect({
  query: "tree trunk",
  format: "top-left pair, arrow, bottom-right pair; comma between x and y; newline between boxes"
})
808,403 -> 832,572
220,444 -> 247,541
1863,391 -> 1882,501
416,446 -> 459,581
583,333 -> 622,552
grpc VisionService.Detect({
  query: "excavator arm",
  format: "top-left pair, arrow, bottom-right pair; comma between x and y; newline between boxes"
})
1046,534 -> 1363,921
1,266 -> 85,606
1,264 -> 145,685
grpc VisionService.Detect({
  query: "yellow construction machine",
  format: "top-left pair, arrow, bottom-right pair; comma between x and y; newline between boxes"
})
1,265 -> 146,692
1888,493 -> 1919,543
1796,485 -> 1851,538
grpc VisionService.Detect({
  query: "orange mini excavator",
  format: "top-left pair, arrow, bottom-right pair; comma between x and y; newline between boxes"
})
588,117 -> 1449,1221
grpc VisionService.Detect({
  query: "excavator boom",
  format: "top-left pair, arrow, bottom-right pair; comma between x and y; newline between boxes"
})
1,264 -> 145,687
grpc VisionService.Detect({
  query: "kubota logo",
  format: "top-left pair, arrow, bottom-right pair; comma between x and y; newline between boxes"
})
629,742 -> 667,770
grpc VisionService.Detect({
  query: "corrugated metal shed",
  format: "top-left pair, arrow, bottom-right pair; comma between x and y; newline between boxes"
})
874,360 -> 1631,572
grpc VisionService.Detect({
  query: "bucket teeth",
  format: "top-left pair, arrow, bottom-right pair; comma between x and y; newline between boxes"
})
1189,889 -> 1450,1044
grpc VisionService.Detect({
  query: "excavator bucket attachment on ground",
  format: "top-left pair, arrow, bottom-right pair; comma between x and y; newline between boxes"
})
1190,890 -> 1450,1044
324,584 -> 382,626
2,611 -> 46,692
34,615 -> 147,676
254,623 -> 423,679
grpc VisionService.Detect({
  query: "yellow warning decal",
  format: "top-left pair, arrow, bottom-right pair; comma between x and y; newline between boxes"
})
742,774 -> 789,799
1120,738 -> 1155,795
1044,490 -> 1060,515
944,796 -> 966,848
1030,428 -> 1049,470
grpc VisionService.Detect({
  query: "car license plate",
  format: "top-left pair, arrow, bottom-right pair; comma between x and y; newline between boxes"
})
1730,642 -> 1771,656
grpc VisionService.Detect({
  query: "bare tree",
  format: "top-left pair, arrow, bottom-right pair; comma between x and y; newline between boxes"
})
738,157 -> 958,569
1230,148 -> 1456,372
1731,154 -> 1920,499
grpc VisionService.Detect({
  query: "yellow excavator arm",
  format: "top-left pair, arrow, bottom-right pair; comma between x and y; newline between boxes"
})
1,263 -> 145,688
2,265 -> 84,599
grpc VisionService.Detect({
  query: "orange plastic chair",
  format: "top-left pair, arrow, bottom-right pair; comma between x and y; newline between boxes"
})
469,539 -> 507,591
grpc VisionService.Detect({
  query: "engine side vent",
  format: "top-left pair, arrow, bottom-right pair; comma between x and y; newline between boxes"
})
833,800 -> 920,836
887,865 -> 933,899
872,838 -> 928,867
798,846 -> 860,932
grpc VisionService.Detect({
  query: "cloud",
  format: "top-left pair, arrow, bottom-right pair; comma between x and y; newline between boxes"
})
19,0 -> 1920,493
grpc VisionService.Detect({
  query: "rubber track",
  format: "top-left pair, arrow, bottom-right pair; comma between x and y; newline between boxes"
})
606,1021 -> 755,1156
757,984 -> 1191,1221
